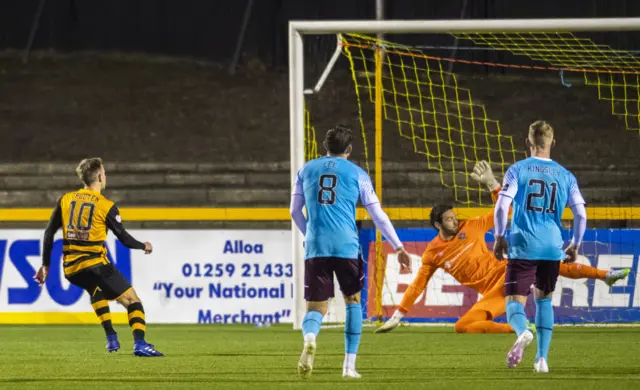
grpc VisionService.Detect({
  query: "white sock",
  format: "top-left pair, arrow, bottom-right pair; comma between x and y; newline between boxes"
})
392,310 -> 405,320
304,333 -> 316,344
343,353 -> 357,371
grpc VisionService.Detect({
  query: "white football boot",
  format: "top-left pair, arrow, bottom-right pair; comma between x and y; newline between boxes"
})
342,368 -> 361,379
297,342 -> 316,379
534,358 -> 549,373
507,330 -> 534,368
604,268 -> 631,287
375,316 -> 401,334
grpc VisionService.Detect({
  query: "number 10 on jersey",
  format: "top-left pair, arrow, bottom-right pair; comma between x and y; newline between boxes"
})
67,200 -> 96,231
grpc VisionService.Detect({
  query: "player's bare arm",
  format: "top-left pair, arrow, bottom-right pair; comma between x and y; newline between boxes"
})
396,248 -> 411,272
493,235 -> 508,260
564,243 -> 578,263
35,199 -> 63,285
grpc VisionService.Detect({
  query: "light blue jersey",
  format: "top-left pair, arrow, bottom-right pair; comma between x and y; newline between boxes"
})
499,157 -> 585,261
292,156 -> 378,260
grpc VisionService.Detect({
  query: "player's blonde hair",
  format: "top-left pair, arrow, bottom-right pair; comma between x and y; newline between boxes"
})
528,120 -> 554,149
76,157 -> 103,186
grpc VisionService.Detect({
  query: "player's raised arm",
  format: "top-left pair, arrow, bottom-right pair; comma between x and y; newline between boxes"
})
105,205 -> 151,253
289,168 -> 307,235
358,171 -> 411,270
493,166 -> 518,260
35,199 -> 63,285
564,174 -> 587,263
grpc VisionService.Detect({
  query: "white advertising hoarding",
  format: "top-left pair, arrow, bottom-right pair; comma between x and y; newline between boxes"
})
0,230 -> 294,324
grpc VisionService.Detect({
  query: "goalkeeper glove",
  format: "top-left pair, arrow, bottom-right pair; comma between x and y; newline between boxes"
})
470,160 -> 500,191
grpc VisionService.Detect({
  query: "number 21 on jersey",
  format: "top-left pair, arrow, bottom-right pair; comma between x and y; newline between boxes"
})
526,179 -> 558,214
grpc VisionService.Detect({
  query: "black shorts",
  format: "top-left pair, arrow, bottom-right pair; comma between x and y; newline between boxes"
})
66,264 -> 132,300
505,259 -> 560,297
304,257 -> 364,301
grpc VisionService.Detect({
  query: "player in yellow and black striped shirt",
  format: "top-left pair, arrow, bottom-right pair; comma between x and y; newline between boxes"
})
34,158 -> 163,357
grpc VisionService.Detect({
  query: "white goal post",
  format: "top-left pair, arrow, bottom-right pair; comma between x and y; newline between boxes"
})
289,18 -> 640,330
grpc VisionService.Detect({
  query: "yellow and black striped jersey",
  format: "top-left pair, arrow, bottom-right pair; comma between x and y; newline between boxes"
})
42,188 -> 145,275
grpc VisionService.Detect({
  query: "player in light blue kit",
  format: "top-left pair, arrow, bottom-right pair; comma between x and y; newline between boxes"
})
290,125 -> 411,379
493,120 -> 587,373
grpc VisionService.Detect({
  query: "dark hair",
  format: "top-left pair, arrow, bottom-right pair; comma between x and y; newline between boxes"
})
430,204 -> 453,229
323,125 -> 353,155
76,157 -> 103,185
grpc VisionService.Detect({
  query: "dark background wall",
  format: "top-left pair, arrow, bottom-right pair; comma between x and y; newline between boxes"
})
2,0 -> 640,68
1,0 -> 640,209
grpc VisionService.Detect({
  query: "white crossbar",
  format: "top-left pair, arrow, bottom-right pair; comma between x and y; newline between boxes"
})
291,17 -> 640,34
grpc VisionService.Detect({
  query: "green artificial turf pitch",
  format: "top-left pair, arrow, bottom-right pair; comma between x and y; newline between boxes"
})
1,325 -> 639,389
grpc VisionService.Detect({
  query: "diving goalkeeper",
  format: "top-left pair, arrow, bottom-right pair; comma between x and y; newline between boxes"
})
376,161 -> 629,334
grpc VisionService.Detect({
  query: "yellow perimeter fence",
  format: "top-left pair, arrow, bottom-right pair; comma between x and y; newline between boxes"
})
0,207 -> 638,222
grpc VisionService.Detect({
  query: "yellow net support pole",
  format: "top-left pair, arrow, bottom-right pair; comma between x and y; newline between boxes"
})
374,44 -> 385,323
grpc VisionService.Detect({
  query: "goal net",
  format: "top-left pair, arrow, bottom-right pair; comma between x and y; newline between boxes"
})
292,19 -> 640,329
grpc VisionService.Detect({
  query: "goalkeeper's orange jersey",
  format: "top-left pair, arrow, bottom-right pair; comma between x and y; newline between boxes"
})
419,188 -> 504,292
420,212 -> 504,291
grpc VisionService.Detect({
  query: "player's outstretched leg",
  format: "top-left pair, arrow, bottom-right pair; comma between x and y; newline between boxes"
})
343,300 -> 362,379
90,290 -> 119,352
117,289 -> 164,357
505,299 -> 534,368
559,262 -> 630,287
298,308 -> 323,379
604,268 -> 631,287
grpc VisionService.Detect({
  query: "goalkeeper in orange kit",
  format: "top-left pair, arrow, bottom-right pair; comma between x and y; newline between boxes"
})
375,161 -> 629,334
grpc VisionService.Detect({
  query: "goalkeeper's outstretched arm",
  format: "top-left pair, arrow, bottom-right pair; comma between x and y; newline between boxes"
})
469,160 -> 506,232
470,161 -> 500,192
